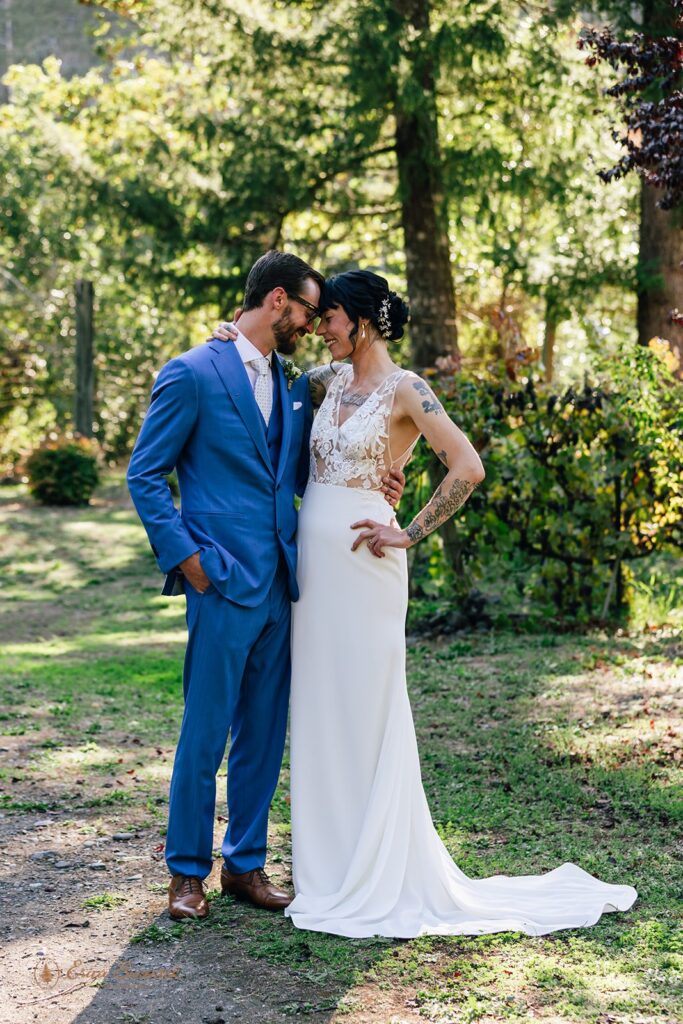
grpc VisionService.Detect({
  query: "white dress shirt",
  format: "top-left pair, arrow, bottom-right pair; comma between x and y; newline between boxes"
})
232,327 -> 273,407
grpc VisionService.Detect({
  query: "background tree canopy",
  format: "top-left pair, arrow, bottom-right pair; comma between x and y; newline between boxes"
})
1,0 -> 681,624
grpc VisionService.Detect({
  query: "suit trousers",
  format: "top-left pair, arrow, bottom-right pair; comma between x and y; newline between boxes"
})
164,562 -> 291,878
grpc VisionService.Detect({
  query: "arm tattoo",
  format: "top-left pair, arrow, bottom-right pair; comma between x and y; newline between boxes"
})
405,477 -> 477,546
412,379 -> 443,415
308,364 -> 338,409
406,521 -> 425,543
436,449 -> 448,467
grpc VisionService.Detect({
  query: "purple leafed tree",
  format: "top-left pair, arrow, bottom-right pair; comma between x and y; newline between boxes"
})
580,1 -> 683,335
579,2 -> 683,209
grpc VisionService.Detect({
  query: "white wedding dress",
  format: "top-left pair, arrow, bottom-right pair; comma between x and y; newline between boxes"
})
285,365 -> 637,938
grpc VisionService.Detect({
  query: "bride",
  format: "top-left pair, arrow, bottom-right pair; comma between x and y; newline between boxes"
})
216,269 -> 637,939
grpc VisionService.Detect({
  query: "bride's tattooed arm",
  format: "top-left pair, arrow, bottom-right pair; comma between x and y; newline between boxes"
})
405,479 -> 478,544
349,374 -> 484,558
400,375 -> 484,547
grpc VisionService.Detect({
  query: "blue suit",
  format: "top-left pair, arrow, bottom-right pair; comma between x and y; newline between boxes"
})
127,340 -> 313,878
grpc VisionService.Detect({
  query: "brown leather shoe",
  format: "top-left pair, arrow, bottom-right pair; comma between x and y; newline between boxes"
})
168,874 -> 209,920
220,865 -> 292,910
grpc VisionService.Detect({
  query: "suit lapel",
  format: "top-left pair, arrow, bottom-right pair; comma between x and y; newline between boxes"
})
274,354 -> 292,484
209,342 -> 274,476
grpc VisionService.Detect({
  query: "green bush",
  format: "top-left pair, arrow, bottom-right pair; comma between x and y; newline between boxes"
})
25,437 -> 100,506
405,344 -> 683,624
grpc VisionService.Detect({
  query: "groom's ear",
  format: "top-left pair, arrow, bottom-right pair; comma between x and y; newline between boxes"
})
271,286 -> 287,311
233,307 -> 243,322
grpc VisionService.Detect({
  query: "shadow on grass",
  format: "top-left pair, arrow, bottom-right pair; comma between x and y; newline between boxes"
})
18,899 -> 394,1023
1,488 -> 681,1021
59,902 -> 681,1024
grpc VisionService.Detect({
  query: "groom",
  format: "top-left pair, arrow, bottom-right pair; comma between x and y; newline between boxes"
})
128,250 -> 402,921
128,251 -> 323,919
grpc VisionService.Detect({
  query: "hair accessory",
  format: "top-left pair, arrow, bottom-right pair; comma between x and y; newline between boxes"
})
377,296 -> 392,339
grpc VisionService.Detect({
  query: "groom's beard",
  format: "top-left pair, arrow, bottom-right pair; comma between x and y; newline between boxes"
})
273,306 -> 303,356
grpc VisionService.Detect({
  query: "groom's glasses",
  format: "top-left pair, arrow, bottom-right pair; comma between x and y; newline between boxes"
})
287,292 -> 321,326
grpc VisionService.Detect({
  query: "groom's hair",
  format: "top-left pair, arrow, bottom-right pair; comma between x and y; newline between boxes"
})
242,250 -> 324,311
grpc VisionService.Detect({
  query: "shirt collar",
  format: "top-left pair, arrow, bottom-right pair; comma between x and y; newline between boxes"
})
233,327 -> 273,366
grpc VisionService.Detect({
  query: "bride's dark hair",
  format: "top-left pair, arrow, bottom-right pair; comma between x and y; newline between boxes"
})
321,270 -> 410,343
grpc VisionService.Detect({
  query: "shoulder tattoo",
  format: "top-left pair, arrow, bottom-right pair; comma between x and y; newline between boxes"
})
308,364 -> 339,409
412,378 -> 443,416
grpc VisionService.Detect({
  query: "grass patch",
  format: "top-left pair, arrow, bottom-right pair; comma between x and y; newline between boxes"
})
130,922 -> 187,944
82,892 -> 128,910
1,474 -> 682,1023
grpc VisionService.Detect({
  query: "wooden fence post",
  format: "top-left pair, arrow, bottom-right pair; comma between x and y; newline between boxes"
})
75,279 -> 94,437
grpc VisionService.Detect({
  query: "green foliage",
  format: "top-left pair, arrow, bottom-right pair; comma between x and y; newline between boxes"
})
25,436 -> 100,506
81,892 -> 128,910
1,0 -> 676,625
407,344 -> 683,622
131,922 -> 186,943
0,0 -> 642,475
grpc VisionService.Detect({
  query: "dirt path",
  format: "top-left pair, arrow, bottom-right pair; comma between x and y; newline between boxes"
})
0,803 -> 412,1024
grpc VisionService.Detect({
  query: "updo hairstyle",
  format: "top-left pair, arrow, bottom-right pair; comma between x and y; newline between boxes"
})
320,270 -> 410,343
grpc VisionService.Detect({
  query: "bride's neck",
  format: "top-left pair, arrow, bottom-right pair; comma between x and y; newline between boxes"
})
349,341 -> 394,386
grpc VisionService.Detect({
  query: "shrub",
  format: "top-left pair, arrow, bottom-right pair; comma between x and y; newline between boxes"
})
405,343 -> 683,624
25,436 -> 100,506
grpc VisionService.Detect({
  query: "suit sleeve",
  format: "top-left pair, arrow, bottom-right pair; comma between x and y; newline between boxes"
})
126,357 -> 201,573
295,378 -> 314,498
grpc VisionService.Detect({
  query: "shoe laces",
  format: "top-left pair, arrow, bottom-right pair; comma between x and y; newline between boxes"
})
254,867 -> 270,886
177,875 -> 204,897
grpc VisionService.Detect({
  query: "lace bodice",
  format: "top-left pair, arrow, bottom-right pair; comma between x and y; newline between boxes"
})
309,365 -> 418,490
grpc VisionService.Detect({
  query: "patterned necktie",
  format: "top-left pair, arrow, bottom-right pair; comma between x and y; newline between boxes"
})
252,356 -> 272,426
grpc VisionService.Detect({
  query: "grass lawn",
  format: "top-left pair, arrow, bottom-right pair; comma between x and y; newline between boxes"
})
0,473 -> 681,1024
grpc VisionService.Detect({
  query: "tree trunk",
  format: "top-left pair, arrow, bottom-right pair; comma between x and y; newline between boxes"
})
75,280 -> 95,437
2,0 -> 12,102
635,0 -> 683,376
637,180 -> 683,375
542,297 -> 558,383
391,0 -> 459,370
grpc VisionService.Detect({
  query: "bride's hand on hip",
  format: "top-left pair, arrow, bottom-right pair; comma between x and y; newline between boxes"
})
351,519 -> 410,558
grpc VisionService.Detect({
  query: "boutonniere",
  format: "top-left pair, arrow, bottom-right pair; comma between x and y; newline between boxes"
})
280,358 -> 304,391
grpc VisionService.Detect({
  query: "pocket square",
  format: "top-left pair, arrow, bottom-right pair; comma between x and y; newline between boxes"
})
293,401 -> 303,410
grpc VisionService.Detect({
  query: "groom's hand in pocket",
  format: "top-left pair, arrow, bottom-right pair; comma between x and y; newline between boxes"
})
381,466 -> 406,508
179,551 -> 211,593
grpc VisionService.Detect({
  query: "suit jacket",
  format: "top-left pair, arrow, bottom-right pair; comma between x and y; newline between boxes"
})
126,340 -> 313,607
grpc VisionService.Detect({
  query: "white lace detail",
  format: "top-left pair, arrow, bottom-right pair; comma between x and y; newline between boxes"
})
309,366 -> 416,490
